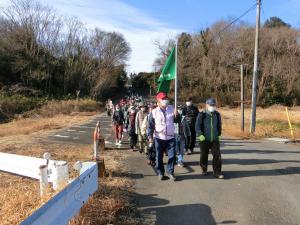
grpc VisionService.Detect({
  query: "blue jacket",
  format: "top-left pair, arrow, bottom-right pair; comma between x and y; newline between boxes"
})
195,110 -> 222,142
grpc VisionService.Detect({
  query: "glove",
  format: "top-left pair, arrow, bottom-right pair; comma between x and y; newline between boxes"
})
199,135 -> 205,142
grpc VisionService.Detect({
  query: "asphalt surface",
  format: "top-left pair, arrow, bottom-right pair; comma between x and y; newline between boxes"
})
46,112 -> 128,149
47,112 -> 300,225
127,137 -> 300,225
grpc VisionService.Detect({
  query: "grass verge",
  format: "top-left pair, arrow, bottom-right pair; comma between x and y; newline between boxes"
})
0,142 -> 139,225
218,105 -> 300,139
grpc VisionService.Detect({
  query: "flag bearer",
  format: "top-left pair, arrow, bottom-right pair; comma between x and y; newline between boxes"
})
147,92 -> 180,181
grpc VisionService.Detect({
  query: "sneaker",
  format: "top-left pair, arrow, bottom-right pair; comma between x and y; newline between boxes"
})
115,139 -> 119,144
167,174 -> 176,181
119,140 -> 122,144
202,171 -> 208,176
158,174 -> 164,181
214,174 -> 224,179
177,161 -> 184,167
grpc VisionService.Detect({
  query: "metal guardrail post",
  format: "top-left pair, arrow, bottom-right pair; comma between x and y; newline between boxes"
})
39,165 -> 48,199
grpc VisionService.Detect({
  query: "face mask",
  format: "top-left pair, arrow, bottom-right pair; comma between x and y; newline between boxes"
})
116,108 -> 120,111
186,101 -> 192,107
161,99 -> 169,107
130,110 -> 135,114
208,106 -> 216,112
178,110 -> 182,114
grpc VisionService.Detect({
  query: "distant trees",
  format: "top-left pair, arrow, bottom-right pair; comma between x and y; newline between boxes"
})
0,0 -> 131,100
264,16 -> 291,28
154,17 -> 300,106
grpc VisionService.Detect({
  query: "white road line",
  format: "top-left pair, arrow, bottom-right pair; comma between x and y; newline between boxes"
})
54,134 -> 70,138
79,131 -> 86,133
71,125 -> 93,128
67,129 -> 76,132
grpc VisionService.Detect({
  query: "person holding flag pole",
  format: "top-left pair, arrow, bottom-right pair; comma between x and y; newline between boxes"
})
147,43 -> 180,181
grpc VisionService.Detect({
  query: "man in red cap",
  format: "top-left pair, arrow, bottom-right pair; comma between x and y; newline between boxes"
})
147,92 -> 179,181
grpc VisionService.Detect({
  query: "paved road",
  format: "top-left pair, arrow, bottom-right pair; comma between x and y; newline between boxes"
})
46,112 -> 128,149
128,139 -> 300,225
46,112 -> 300,225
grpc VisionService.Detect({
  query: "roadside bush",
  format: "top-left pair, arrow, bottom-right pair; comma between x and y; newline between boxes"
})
0,93 -> 45,118
37,99 -> 100,117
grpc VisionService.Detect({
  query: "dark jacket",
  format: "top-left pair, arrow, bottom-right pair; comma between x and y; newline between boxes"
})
195,110 -> 222,142
113,110 -> 125,125
182,105 -> 199,125
126,112 -> 136,134
175,115 -> 191,138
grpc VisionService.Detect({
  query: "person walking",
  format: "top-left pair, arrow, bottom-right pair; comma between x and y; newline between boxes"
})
112,104 -> 125,145
106,99 -> 114,116
135,102 -> 148,153
147,92 -> 179,181
195,98 -> 224,179
182,97 -> 199,154
125,106 -> 138,151
141,104 -> 156,166
174,106 -> 191,167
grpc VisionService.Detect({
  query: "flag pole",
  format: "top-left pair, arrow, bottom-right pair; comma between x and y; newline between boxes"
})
174,41 -> 178,111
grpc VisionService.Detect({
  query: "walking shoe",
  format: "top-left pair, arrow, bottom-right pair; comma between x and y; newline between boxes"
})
177,161 -> 184,167
158,174 -> 164,181
119,140 -> 122,144
202,171 -> 208,176
167,174 -> 176,181
214,174 -> 224,179
115,139 -> 119,144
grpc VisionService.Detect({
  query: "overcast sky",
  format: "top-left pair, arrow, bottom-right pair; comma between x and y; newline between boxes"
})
1,0 -> 300,74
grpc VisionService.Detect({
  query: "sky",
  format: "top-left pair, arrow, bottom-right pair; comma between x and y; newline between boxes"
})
1,0 -> 300,73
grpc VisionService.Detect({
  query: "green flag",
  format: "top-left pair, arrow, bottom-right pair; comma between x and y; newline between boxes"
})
157,47 -> 176,93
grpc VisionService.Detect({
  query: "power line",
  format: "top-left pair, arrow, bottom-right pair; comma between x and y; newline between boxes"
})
211,2 -> 257,40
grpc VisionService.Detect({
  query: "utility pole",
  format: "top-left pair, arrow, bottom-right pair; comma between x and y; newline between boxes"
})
250,0 -> 261,134
154,67 -> 157,95
240,65 -> 245,134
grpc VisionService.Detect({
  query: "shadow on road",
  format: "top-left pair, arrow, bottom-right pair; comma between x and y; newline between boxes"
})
224,166 -> 300,179
139,199 -> 238,225
221,149 -> 300,154
184,157 -> 300,167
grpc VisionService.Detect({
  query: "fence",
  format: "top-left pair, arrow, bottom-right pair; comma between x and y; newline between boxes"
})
0,153 -> 98,225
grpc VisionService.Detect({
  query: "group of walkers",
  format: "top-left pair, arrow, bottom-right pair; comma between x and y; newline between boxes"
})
105,94 -> 156,164
105,91 -> 224,181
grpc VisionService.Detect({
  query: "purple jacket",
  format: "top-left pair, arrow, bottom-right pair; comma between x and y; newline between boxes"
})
147,105 -> 179,140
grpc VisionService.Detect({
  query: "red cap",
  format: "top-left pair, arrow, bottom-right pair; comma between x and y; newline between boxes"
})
156,92 -> 167,100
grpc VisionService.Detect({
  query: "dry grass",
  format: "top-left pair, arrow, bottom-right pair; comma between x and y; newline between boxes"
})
219,105 -> 300,139
70,152 -> 139,225
0,141 -> 138,225
36,99 -> 100,117
0,173 -> 40,225
0,113 -> 97,138
0,99 -> 139,225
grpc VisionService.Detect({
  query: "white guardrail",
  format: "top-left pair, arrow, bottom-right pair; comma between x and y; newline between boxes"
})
0,153 -> 98,225
0,152 -> 66,181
